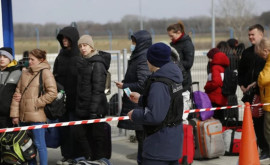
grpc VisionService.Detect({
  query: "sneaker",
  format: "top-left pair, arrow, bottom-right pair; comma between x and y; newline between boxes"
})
259,153 -> 269,162
57,158 -> 68,165
62,159 -> 76,165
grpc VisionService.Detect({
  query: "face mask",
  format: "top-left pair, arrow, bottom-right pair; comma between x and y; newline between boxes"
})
130,44 -> 136,52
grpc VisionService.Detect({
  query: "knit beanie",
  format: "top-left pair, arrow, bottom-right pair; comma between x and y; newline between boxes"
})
147,43 -> 171,67
78,35 -> 95,48
207,48 -> 220,59
0,47 -> 13,61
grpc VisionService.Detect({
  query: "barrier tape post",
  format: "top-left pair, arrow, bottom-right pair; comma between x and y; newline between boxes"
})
1,103 -> 269,133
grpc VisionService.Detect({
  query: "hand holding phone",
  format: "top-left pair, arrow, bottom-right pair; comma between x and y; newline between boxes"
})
124,87 -> 131,97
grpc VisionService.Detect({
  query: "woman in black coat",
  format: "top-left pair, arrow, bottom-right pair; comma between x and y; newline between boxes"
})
75,35 -> 112,162
53,26 -> 81,164
115,30 -> 152,165
167,21 -> 194,91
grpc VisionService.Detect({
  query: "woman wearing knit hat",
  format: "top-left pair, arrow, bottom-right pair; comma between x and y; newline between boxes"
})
128,43 -> 184,165
204,48 -> 230,123
74,35 -> 112,164
116,30 -> 152,165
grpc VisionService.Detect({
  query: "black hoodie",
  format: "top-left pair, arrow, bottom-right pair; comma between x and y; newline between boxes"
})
53,27 -> 80,112
76,51 -> 111,119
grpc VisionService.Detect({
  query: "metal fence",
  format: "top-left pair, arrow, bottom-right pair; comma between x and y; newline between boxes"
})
15,49 -> 245,138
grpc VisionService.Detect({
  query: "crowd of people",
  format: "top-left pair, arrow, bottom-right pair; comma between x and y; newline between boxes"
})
0,22 -> 270,165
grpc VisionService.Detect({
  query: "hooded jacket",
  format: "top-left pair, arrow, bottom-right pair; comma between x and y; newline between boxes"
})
132,62 -> 183,161
170,33 -> 194,90
10,61 -> 57,122
204,52 -> 230,106
53,27 -> 80,112
117,30 -> 152,130
258,55 -> 270,112
76,51 -> 111,119
0,64 -> 21,117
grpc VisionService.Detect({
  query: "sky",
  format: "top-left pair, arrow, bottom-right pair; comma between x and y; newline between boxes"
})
12,0 -> 270,24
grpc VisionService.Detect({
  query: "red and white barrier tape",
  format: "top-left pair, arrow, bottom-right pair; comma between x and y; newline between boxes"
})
0,116 -> 129,133
1,103 -> 269,133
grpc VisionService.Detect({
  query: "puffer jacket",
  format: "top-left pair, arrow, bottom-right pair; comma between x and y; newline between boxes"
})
0,64 -> 21,117
204,52 -> 230,106
10,61 -> 57,122
76,51 -> 111,119
117,30 -> 152,130
258,55 -> 270,111
170,33 -> 194,90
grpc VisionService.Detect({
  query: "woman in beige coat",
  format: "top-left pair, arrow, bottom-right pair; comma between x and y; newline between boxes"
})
10,49 -> 57,165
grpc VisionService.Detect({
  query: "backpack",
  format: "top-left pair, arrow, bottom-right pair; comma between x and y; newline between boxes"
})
39,69 -> 66,120
142,77 -> 184,136
0,130 -> 37,164
222,67 -> 238,96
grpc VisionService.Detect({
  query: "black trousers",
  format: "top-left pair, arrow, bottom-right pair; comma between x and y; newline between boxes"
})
74,122 -> 112,160
253,116 -> 269,154
59,111 -> 77,159
135,130 -> 145,165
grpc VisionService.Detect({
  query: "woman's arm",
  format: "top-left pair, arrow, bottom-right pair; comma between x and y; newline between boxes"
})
36,69 -> 57,107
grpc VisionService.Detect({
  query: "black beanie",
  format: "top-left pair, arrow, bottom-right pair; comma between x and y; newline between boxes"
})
0,47 -> 13,61
147,43 -> 171,67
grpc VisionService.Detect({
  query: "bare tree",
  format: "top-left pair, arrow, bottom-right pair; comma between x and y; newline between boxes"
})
216,0 -> 255,42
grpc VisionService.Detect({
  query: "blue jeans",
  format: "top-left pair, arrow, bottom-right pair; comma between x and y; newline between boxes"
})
21,122 -> 47,165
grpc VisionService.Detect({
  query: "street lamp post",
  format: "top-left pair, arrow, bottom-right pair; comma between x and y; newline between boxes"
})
139,0 -> 143,30
211,0 -> 215,48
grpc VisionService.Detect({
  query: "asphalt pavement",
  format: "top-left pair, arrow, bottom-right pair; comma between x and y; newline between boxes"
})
47,136 -> 243,165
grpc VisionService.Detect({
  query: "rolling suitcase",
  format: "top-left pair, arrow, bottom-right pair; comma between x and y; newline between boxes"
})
189,118 -> 225,159
179,124 -> 194,165
198,118 -> 225,158
189,118 -> 204,160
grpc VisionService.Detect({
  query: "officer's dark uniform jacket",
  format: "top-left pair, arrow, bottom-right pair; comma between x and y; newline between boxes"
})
132,62 -> 184,161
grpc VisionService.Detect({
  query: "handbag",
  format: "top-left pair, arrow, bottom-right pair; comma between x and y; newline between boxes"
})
39,69 -> 66,120
251,94 -> 264,118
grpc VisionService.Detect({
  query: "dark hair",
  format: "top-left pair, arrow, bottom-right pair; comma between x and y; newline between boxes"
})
167,21 -> 185,33
29,49 -> 46,60
248,24 -> 264,33
131,36 -> 136,43
23,50 -> 29,58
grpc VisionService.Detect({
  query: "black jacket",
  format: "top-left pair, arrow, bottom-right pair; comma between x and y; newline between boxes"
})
238,45 -> 265,94
53,27 -> 80,112
0,66 -> 21,117
118,30 -> 152,130
170,34 -> 194,90
76,51 -> 111,119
